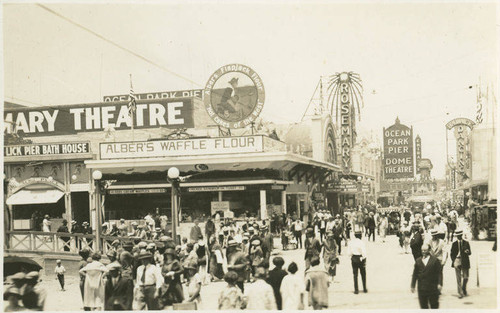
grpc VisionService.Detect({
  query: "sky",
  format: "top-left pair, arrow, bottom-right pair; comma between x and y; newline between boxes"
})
2,1 -> 498,178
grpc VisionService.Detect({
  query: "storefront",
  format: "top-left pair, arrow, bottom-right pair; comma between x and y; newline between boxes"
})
4,142 -> 93,230
85,135 -> 340,222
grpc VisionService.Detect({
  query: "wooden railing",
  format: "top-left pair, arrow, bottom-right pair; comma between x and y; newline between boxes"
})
5,231 -> 156,255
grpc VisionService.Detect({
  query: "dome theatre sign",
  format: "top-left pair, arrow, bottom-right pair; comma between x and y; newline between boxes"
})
204,64 -> 265,129
383,117 -> 414,179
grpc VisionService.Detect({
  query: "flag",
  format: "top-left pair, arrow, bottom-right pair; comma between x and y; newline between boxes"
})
128,74 -> 137,117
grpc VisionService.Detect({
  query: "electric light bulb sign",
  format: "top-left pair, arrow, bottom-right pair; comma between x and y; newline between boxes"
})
383,118 -> 414,179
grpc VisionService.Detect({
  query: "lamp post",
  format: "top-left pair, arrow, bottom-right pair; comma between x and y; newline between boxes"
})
168,167 -> 180,245
92,170 -> 103,252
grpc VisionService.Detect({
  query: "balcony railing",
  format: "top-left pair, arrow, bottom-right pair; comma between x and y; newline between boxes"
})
5,231 -> 156,255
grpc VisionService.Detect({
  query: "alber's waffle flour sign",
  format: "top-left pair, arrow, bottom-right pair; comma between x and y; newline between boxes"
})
100,135 -> 264,159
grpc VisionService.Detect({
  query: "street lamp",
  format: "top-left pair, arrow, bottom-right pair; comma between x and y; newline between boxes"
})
92,170 -> 103,251
168,167 -> 180,245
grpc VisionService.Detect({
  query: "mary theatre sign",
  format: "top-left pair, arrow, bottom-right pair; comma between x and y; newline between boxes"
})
4,99 -> 194,137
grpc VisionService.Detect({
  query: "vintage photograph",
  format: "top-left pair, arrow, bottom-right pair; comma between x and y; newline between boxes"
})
2,1 -> 498,311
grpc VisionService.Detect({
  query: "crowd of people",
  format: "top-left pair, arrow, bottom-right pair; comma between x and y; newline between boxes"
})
5,201 -> 480,311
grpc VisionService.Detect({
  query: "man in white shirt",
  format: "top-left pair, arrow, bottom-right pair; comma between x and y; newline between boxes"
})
429,229 -> 447,290
293,219 -> 303,249
135,250 -> 164,310
436,215 -> 448,241
348,231 -> 367,294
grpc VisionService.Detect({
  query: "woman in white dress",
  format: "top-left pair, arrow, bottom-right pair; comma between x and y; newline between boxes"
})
79,252 -> 108,310
280,262 -> 305,310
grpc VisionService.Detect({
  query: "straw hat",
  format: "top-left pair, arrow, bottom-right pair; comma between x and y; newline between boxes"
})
137,250 -> 153,260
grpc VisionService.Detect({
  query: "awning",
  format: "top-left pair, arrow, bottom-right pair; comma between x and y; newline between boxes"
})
458,179 -> 488,190
6,189 -> 64,205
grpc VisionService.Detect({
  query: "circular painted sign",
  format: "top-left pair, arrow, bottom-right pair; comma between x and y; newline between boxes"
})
204,64 -> 265,129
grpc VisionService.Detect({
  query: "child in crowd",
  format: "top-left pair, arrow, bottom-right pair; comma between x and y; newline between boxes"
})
186,262 -> 202,309
218,271 -> 245,310
54,259 -> 66,291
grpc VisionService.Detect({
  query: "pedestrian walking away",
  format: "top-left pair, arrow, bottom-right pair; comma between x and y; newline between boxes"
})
348,231 -> 367,294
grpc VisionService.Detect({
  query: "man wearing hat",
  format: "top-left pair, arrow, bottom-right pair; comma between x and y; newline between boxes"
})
57,219 -> 71,251
429,229 -> 447,289
119,245 -> 135,281
205,217 -> 216,244
4,286 -> 23,312
111,239 -> 121,252
9,272 -> 27,292
410,222 -> 424,260
135,250 -> 164,310
109,222 -> 119,237
292,219 -> 304,249
82,221 -> 91,234
105,262 -> 133,311
411,243 -> 442,308
217,77 -> 241,118
190,219 -> 203,243
261,226 -> 274,263
348,231 -> 368,294
137,225 -> 148,240
227,241 -> 249,292
107,250 -> 118,263
128,222 -> 139,237
435,215 -> 447,241
22,271 -> 46,311
304,227 -> 321,270
450,230 -> 472,298
333,217 -> 344,254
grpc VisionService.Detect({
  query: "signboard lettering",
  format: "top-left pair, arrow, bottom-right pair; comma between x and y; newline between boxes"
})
383,118 -> 414,179
188,186 -> 245,192
103,89 -> 203,102
100,135 -> 264,159
211,201 -> 230,215
204,64 -> 265,129
108,188 -> 167,194
11,177 -> 65,194
415,135 -> 422,173
4,99 -> 194,137
4,142 -> 90,157
340,80 -> 352,174
446,118 -> 474,176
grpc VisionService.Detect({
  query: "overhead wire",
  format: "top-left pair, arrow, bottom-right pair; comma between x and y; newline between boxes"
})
35,4 -> 203,88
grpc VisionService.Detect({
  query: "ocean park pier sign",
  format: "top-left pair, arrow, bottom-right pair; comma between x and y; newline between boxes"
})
383,117 -> 414,179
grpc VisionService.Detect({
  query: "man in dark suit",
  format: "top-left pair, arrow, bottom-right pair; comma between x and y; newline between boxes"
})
411,244 -> 442,309
450,229 -> 472,298
105,262 -> 134,311
410,222 -> 424,260
304,227 -> 322,270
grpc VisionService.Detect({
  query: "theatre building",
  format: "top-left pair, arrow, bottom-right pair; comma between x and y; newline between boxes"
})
4,97 -> 344,230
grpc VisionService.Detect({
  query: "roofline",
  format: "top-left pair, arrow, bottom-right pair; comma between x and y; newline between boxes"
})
85,151 -> 340,172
